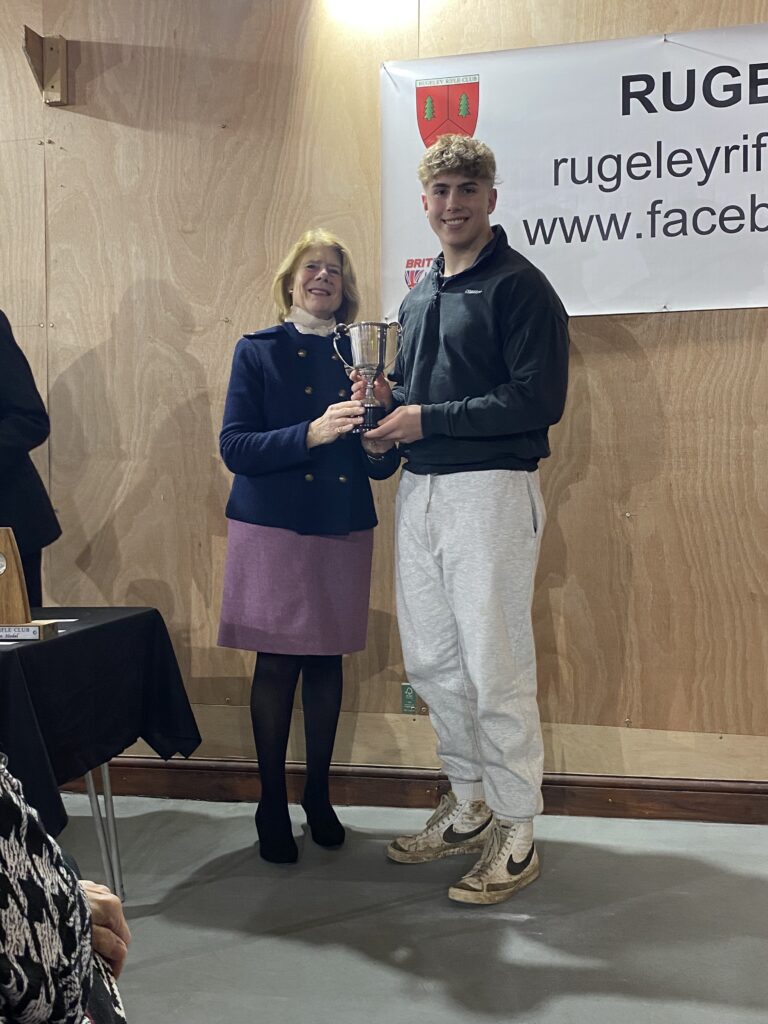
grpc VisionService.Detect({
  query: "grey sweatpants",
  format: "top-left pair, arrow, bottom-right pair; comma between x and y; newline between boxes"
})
395,469 -> 546,819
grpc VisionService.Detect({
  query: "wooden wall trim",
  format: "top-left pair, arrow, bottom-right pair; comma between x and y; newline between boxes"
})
153,713 -> 768,782
63,757 -> 768,825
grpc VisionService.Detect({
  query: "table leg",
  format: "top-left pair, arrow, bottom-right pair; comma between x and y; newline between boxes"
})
85,769 -> 116,894
100,763 -> 125,901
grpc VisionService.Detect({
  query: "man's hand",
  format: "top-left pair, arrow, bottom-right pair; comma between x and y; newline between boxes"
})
80,880 -> 132,978
361,434 -> 395,456
365,405 -> 423,444
349,370 -> 394,413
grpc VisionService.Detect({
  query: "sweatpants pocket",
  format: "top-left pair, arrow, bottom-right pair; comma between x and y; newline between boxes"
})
523,471 -> 544,537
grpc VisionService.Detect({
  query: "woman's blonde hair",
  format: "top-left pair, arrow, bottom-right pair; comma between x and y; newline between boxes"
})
418,134 -> 497,188
272,228 -> 360,323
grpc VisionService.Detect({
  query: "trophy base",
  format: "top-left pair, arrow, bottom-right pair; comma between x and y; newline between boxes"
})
0,620 -> 59,641
353,405 -> 385,434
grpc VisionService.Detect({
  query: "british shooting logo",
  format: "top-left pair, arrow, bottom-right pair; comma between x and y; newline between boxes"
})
404,256 -> 434,290
416,75 -> 479,147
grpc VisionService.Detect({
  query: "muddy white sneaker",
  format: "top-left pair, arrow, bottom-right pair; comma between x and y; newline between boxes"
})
448,817 -> 539,904
387,791 -> 493,864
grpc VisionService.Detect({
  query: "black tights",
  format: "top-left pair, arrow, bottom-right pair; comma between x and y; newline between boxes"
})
250,652 -> 345,861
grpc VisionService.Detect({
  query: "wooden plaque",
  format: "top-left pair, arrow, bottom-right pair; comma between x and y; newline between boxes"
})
0,527 -> 31,624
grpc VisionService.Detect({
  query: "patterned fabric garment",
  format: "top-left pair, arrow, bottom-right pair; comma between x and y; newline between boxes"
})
83,954 -> 127,1024
0,755 -> 92,1024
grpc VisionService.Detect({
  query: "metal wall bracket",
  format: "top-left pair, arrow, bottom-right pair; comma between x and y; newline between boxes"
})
23,25 -> 69,106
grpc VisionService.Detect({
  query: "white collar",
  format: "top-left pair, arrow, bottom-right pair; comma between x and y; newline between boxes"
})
285,305 -> 336,336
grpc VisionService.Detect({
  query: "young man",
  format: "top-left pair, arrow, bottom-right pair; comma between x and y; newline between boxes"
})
362,135 -> 569,904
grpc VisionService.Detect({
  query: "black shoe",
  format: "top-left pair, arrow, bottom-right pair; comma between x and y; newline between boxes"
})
301,798 -> 345,848
255,804 -> 298,863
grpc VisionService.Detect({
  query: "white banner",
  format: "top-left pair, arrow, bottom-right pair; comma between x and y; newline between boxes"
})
381,24 -> 768,317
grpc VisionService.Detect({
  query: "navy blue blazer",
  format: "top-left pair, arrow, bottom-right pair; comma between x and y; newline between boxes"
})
220,323 -> 399,536
0,311 -> 61,555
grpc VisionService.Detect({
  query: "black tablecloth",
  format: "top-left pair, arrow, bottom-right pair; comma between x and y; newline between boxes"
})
0,606 -> 201,835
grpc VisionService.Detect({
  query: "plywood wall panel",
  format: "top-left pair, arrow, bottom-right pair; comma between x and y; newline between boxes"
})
536,309 -> 768,737
0,5 -> 49,493
0,0 -> 43,143
2,0 -> 759,782
128,712 -> 768,783
0,6 -> 46,327
419,0 -> 768,54
341,474 -> 404,714
41,1 -> 417,717
0,139 -> 46,327
414,0 -> 768,752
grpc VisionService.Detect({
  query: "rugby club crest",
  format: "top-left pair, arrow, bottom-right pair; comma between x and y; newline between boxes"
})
416,75 -> 479,147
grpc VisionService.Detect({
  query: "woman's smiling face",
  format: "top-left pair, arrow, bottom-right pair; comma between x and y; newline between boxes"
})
291,246 -> 343,320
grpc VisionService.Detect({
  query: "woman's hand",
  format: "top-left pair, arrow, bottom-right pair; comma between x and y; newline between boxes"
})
80,880 -> 132,978
350,371 -> 394,412
307,400 -> 364,447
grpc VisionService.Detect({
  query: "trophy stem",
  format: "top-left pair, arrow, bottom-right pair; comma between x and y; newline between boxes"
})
357,406 -> 385,433
352,375 -> 385,434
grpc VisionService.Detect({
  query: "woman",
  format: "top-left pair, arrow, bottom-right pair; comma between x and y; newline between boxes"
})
0,310 -> 62,606
218,229 -> 399,863
0,752 -> 130,1023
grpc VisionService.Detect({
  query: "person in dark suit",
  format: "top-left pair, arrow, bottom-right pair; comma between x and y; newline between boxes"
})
0,310 -> 61,607
218,228 -> 399,864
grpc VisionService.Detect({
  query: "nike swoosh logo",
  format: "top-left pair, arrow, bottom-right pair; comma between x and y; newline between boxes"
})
442,816 -> 493,844
507,844 -> 535,876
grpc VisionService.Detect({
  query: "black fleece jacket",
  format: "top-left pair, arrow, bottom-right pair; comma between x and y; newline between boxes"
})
390,226 -> 569,473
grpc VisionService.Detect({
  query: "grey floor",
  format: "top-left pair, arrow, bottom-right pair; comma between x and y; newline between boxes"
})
59,793 -> 768,1024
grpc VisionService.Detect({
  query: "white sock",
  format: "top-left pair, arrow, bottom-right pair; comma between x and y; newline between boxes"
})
451,780 -> 485,802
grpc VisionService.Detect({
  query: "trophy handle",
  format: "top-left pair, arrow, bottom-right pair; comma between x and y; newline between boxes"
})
383,320 -> 403,373
332,324 -> 355,372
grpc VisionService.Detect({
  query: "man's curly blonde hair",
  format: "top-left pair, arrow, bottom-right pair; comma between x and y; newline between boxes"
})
417,135 -> 497,188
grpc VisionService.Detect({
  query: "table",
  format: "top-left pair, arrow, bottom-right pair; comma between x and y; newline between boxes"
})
0,606 -> 201,845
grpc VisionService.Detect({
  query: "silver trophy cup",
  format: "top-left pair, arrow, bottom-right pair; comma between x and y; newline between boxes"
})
333,320 -> 402,432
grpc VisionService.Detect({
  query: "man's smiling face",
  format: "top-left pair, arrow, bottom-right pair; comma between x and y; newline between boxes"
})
422,173 -> 497,255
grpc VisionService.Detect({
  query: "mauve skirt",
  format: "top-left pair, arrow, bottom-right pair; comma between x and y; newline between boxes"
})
217,519 -> 374,655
